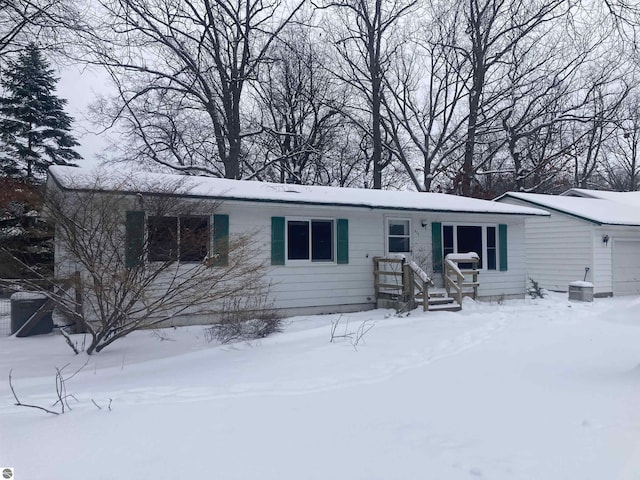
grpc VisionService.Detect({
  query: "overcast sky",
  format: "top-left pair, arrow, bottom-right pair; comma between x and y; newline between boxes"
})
57,64 -> 109,168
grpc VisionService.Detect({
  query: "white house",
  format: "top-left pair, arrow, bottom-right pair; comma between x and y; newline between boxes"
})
47,166 -> 547,318
496,189 -> 640,296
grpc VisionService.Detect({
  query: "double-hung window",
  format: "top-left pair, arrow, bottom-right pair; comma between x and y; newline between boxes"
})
148,216 -> 178,262
271,217 -> 347,265
387,218 -> 411,253
148,215 -> 210,262
179,216 -> 210,262
287,219 -> 334,262
442,224 -> 497,270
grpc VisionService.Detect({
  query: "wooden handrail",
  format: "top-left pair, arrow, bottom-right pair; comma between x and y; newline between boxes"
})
375,254 -> 478,312
374,256 -> 432,311
443,253 -> 479,305
373,256 -> 405,296
444,258 -> 464,306
407,260 -> 432,311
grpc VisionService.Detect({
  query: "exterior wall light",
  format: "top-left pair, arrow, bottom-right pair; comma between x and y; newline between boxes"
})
602,234 -> 609,246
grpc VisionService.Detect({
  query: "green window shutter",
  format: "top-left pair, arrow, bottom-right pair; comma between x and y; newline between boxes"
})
499,224 -> 508,271
271,216 -> 285,265
125,211 -> 145,268
336,218 -> 349,264
432,222 -> 442,273
213,214 -> 229,267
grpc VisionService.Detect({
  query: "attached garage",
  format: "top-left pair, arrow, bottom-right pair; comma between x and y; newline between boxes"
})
496,189 -> 640,297
613,240 -> 640,296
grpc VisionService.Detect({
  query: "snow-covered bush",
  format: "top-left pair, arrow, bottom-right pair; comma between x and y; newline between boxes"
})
527,277 -> 546,299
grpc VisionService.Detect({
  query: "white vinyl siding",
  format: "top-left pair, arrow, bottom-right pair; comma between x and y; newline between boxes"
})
230,203 -> 379,311
500,197 -> 594,292
424,212 -> 527,299
232,205 -> 530,312
592,227 -> 613,295
471,220 -> 526,299
55,193 -> 532,318
499,197 -> 640,296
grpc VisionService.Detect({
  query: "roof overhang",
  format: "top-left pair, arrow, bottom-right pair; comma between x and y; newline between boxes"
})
48,166 -> 551,217
496,192 -> 640,227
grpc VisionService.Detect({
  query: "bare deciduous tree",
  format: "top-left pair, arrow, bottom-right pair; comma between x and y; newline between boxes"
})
0,0 -> 80,64
569,82 -> 628,189
320,0 -> 417,189
603,92 -> 640,191
490,33 -> 627,194
249,27 -> 348,185
453,0 -> 568,196
84,0 -> 305,179
45,170 -> 269,354
383,3 -> 470,191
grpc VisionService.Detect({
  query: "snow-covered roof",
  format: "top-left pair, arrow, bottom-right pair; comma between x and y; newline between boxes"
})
48,166 -> 548,216
562,188 -> 640,205
497,191 -> 640,226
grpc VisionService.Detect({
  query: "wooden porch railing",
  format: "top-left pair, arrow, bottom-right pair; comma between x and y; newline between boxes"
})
406,260 -> 432,311
373,256 -> 433,311
444,253 -> 479,306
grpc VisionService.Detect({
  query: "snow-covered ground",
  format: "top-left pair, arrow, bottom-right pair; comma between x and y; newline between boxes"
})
2,293 -> 640,479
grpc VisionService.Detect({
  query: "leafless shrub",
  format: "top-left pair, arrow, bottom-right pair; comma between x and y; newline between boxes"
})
329,315 -> 375,351
7,359 -> 110,415
351,320 -> 374,351
205,296 -> 283,344
330,314 -> 353,343
150,329 -> 176,342
43,169 -> 270,354
58,325 -> 81,354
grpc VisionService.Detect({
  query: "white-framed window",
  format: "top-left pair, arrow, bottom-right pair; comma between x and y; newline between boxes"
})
286,218 -> 334,262
387,218 -> 411,253
442,224 -> 498,270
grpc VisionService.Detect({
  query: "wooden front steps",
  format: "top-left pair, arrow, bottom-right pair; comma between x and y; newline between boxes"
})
373,257 -> 463,313
428,301 -> 462,312
420,288 -> 461,312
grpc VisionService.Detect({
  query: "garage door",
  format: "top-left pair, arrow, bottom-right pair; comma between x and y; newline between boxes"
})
613,240 -> 640,295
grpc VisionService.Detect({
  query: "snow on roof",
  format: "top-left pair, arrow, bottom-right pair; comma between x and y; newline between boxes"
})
562,188 -> 640,205
48,165 -> 548,216
498,191 -> 640,226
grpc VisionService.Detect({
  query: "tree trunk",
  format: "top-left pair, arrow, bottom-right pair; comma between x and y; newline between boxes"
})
369,0 -> 383,190
463,73 -> 483,196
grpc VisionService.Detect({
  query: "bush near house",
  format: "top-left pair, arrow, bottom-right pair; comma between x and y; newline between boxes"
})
45,172 -> 271,354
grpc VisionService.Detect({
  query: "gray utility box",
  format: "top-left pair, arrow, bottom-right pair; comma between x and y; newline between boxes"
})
11,292 -> 53,335
568,281 -> 594,302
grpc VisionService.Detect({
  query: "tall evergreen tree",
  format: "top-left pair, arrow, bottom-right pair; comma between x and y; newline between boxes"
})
0,43 -> 81,180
